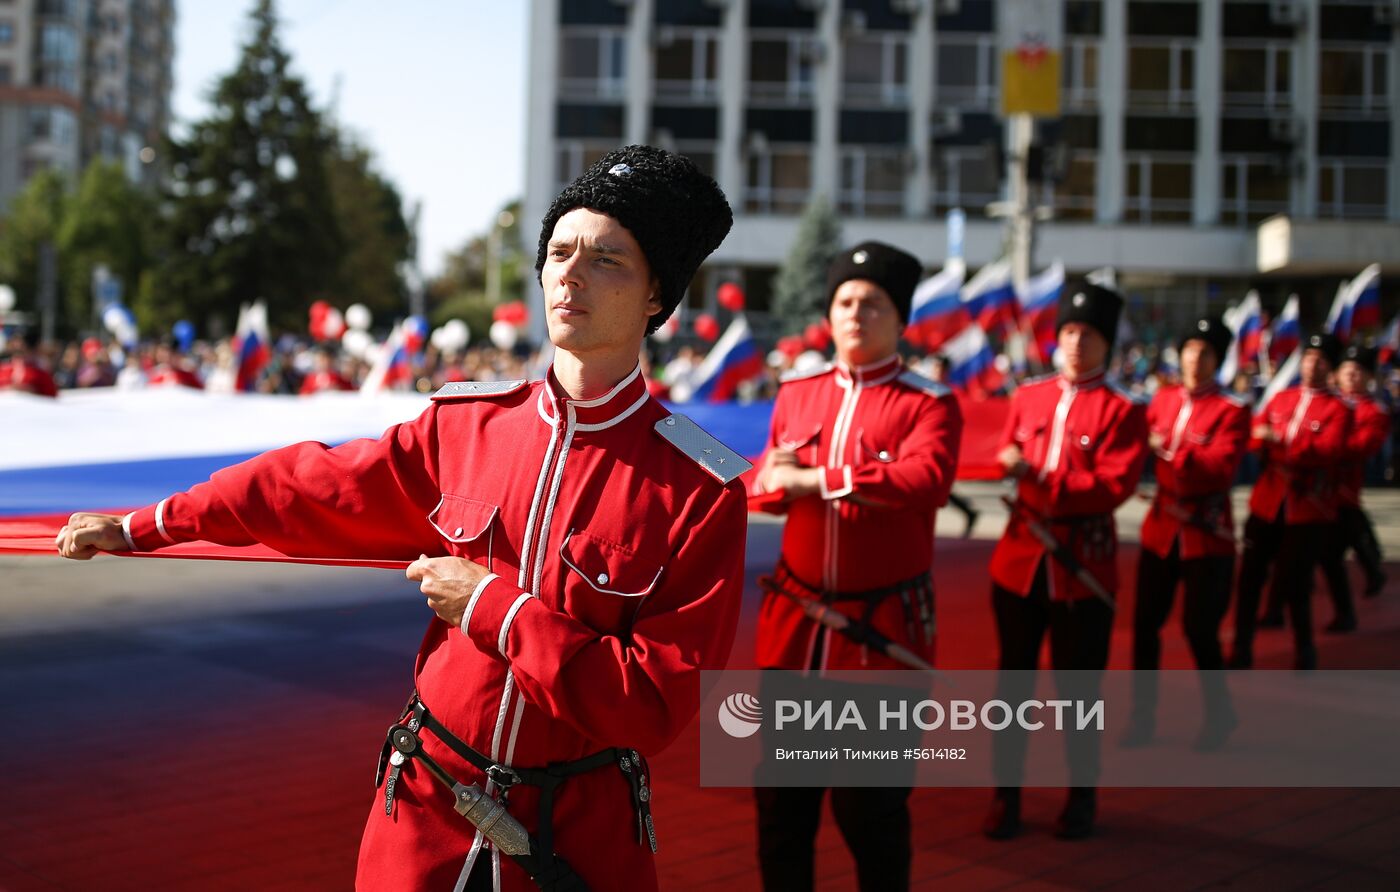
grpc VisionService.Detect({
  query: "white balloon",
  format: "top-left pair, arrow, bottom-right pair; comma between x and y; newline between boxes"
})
444,318 -> 470,350
103,305 -> 127,333
489,319 -> 518,351
0,284 -> 15,313
341,328 -> 374,359
345,303 -> 372,331
430,326 -> 451,352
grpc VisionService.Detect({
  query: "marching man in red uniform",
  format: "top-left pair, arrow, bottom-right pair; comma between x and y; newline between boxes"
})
1124,316 -> 1251,749
985,282 -> 1148,842
1317,344 -> 1389,630
1232,333 -> 1352,671
749,241 -> 963,891
56,146 -> 749,892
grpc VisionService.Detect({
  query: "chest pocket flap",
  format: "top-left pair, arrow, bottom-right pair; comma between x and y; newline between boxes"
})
428,495 -> 498,544
777,423 -> 821,452
560,529 -> 664,598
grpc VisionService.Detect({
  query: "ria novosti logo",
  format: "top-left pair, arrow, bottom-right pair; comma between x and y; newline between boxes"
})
718,692 -> 763,738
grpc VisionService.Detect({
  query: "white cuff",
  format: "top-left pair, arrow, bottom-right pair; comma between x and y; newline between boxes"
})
819,465 -> 854,500
154,498 -> 177,545
460,573 -> 499,638
497,592 -> 535,657
120,512 -> 137,551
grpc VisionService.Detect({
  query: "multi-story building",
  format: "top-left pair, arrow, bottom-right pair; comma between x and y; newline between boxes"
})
523,0 -> 1399,333
0,0 -> 174,208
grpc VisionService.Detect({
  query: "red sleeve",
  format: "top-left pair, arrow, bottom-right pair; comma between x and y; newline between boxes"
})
1249,395 -> 1276,452
1280,400 -> 1352,468
824,393 -> 963,509
1354,403 -> 1391,460
998,388 -> 1022,453
463,482 -> 747,755
1174,402 -> 1250,494
1045,399 -> 1149,514
124,405 -> 442,560
745,386 -> 792,514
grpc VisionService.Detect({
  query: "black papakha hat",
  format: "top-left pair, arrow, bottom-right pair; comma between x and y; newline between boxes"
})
1056,280 -> 1124,348
1304,332 -> 1343,367
1180,315 -> 1233,363
1340,342 -> 1378,373
536,145 -> 733,335
825,241 -> 923,325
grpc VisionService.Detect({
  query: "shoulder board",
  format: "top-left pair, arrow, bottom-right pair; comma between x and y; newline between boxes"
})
779,363 -> 833,384
430,379 -> 528,401
896,369 -> 952,399
654,413 -> 753,485
1220,390 -> 1250,409
1107,380 -> 1148,406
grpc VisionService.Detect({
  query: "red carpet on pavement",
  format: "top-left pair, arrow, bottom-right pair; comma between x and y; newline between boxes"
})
1,537 -> 1398,890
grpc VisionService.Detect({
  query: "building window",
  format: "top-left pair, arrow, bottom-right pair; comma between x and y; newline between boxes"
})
935,33 -> 997,108
0,63 -> 11,85
1123,154 -> 1193,223
842,33 -> 909,107
0,20 -> 13,44
1319,45 -> 1389,114
931,146 -> 1000,216
555,141 -> 616,193
672,142 -> 717,181
748,31 -> 819,104
1318,161 -> 1388,220
1220,155 -> 1291,226
839,147 -> 907,218
1127,41 -> 1194,111
746,145 -> 812,214
1043,151 -> 1097,221
558,28 -> 627,101
654,28 -> 720,103
1222,43 -> 1291,112
1062,39 -> 1098,110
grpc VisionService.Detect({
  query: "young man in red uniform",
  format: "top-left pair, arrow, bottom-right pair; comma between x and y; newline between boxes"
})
1317,344 -> 1390,629
56,146 -> 749,892
1124,316 -> 1250,749
749,241 -> 963,891
1232,333 -> 1353,671
0,330 -> 59,397
984,282 -> 1148,842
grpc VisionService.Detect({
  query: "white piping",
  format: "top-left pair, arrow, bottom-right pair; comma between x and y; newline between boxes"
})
558,529 -> 663,597
154,498 -> 176,545
428,496 -> 499,544
1162,395 -> 1193,460
1040,384 -> 1075,481
570,362 -> 641,407
120,512 -> 137,551
1285,390 -> 1312,444
819,465 -> 853,500
573,390 -> 650,432
459,573 -> 499,638
531,405 -> 576,597
498,592 -> 534,656
453,835 -> 486,892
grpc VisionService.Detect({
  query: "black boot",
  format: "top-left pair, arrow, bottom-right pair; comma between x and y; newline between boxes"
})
1227,647 -> 1252,670
1364,571 -> 1387,598
1294,645 -> 1318,672
1053,787 -> 1096,840
1324,613 -> 1357,633
1195,674 -> 1238,752
982,787 -> 1022,840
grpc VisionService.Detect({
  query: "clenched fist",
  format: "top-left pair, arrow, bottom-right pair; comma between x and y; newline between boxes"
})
406,554 -> 495,628
55,513 -> 129,560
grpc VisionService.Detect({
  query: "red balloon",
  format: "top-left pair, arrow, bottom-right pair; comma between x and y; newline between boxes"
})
309,300 -> 330,323
694,313 -> 720,342
716,282 -> 746,312
492,300 -> 528,326
803,321 -> 831,351
777,335 -> 805,359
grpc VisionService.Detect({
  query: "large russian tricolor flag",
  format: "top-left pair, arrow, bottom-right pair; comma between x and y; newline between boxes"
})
689,315 -> 764,402
1257,347 -> 1301,413
961,259 -> 1018,332
904,259 -> 968,351
231,301 -> 271,393
1268,294 -> 1300,365
941,322 -> 1005,397
1016,260 -> 1064,365
1326,264 -> 1382,340
1218,290 -> 1263,385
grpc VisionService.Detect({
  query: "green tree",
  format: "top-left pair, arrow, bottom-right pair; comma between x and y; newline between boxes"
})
770,195 -> 843,334
324,132 -> 412,319
424,199 -> 525,339
58,160 -> 157,331
0,168 -> 70,323
150,0 -> 342,333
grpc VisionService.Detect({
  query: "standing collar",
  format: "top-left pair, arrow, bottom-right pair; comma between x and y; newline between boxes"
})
834,353 -> 902,386
1059,366 -> 1106,390
537,363 -> 650,430
1186,379 -> 1220,398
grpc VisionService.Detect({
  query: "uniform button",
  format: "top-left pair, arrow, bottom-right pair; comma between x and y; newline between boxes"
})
1079,435 -> 1090,446
878,450 -> 891,461
454,527 -> 464,537
596,573 -> 609,585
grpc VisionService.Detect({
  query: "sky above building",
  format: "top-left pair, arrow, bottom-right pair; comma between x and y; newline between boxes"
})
174,0 -> 527,279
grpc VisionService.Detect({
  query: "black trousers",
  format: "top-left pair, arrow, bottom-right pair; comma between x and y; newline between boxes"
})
1235,513 -> 1323,661
990,561 -> 1113,788
1133,543 -> 1233,671
754,786 -> 911,892
1319,504 -> 1385,617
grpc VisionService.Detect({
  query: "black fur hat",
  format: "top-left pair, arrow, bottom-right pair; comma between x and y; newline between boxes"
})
825,241 -> 923,325
1056,281 -> 1124,348
536,145 -> 733,335
1180,315 -> 1233,363
1340,342 -> 1377,373
1305,332 -> 1343,368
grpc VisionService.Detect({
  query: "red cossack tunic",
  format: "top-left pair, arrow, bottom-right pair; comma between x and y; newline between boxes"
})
298,369 -> 355,394
748,355 -> 962,670
1337,393 -> 1390,508
120,365 -> 748,892
147,364 -> 205,389
1140,382 -> 1251,559
990,369 -> 1149,602
1248,386 -> 1353,525
0,358 -> 58,397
